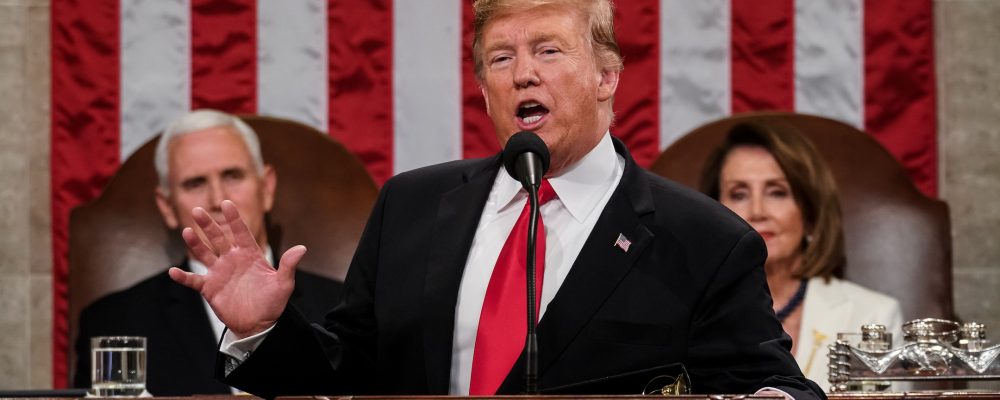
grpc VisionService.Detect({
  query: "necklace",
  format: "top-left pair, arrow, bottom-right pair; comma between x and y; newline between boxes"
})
775,278 -> 809,323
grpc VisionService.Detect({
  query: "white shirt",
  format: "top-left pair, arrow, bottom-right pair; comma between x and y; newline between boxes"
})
449,133 -> 623,394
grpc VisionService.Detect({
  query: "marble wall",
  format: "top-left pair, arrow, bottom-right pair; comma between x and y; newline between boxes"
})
0,0 -> 52,390
0,0 -> 998,391
937,1 -> 1000,390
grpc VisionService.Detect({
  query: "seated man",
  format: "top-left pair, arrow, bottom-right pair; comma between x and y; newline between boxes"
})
73,110 -> 342,396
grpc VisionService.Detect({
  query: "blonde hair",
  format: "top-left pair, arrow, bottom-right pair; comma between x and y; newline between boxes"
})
471,0 -> 624,81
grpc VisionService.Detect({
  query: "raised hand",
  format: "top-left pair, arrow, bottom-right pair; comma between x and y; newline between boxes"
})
168,200 -> 304,338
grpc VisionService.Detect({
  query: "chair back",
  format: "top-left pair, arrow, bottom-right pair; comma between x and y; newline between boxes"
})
649,112 -> 953,321
68,115 -> 377,373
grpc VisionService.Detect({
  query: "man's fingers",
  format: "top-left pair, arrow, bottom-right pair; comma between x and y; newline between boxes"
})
168,267 -> 205,292
182,228 -> 218,266
192,207 -> 231,253
222,200 -> 259,250
277,245 -> 306,281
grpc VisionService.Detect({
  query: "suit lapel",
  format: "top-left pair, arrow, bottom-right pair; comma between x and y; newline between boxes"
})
421,157 -> 501,393
164,260 -> 221,382
500,139 -> 656,393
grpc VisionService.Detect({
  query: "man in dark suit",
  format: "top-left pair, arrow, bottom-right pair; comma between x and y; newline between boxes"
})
169,1 -> 823,399
73,110 -> 341,396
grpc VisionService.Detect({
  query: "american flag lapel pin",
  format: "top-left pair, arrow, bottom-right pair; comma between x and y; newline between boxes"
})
613,233 -> 631,252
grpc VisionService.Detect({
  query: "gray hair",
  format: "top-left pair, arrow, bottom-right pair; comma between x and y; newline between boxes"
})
154,109 -> 264,195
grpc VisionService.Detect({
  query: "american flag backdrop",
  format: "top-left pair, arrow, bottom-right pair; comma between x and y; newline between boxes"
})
50,0 -> 936,387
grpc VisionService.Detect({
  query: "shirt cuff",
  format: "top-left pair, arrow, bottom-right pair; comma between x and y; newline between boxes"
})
220,324 -> 276,362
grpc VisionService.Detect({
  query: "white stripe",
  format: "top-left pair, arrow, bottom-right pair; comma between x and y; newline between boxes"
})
794,0 -> 864,128
119,0 -> 190,159
392,0 -> 462,174
257,0 -> 328,132
660,0 -> 731,148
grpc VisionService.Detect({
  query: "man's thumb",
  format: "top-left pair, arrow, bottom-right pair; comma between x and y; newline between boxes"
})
277,245 -> 307,280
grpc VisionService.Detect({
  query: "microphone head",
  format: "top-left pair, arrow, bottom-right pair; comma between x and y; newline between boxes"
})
502,131 -> 551,180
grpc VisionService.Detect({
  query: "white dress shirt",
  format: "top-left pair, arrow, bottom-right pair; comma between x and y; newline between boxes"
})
449,133 -> 623,394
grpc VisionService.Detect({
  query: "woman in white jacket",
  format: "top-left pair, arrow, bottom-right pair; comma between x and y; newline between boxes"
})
700,122 -> 903,392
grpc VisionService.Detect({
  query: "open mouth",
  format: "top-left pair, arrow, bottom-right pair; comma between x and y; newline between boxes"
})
517,101 -> 550,125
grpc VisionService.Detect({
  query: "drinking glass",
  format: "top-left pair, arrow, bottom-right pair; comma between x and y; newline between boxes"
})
91,336 -> 147,397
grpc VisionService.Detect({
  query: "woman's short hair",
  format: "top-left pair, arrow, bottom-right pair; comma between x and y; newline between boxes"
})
471,0 -> 624,81
700,122 -> 846,279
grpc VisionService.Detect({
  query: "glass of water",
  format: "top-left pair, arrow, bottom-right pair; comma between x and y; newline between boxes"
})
91,336 -> 147,397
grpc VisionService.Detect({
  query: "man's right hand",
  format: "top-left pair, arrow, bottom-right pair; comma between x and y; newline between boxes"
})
168,200 -> 303,338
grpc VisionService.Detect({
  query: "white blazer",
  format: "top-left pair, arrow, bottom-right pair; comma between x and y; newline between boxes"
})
794,276 -> 904,392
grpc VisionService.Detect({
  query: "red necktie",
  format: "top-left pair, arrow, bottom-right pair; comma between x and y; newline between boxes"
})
469,180 -> 556,395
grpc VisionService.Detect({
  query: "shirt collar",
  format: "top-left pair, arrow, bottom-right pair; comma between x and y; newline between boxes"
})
494,132 -> 619,223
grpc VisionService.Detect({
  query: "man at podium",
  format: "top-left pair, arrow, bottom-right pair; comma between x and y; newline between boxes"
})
168,1 -> 824,398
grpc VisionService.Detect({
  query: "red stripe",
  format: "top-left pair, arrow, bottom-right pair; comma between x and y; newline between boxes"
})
50,0 -> 121,387
461,2 -> 498,160
328,0 -> 394,184
612,0 -> 660,166
864,0 -> 937,196
190,0 -> 257,113
731,0 -> 795,113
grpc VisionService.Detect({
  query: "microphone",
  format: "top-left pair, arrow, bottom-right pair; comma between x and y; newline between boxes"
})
502,131 -> 550,190
501,131 -> 550,394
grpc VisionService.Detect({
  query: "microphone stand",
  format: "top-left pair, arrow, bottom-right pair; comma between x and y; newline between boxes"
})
509,138 -> 548,395
525,182 -> 540,394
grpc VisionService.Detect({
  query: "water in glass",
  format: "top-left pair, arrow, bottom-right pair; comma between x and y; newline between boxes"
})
91,337 -> 147,397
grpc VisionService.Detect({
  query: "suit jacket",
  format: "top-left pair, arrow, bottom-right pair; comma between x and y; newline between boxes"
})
795,276 -> 903,392
73,258 -> 342,396
224,138 -> 825,399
